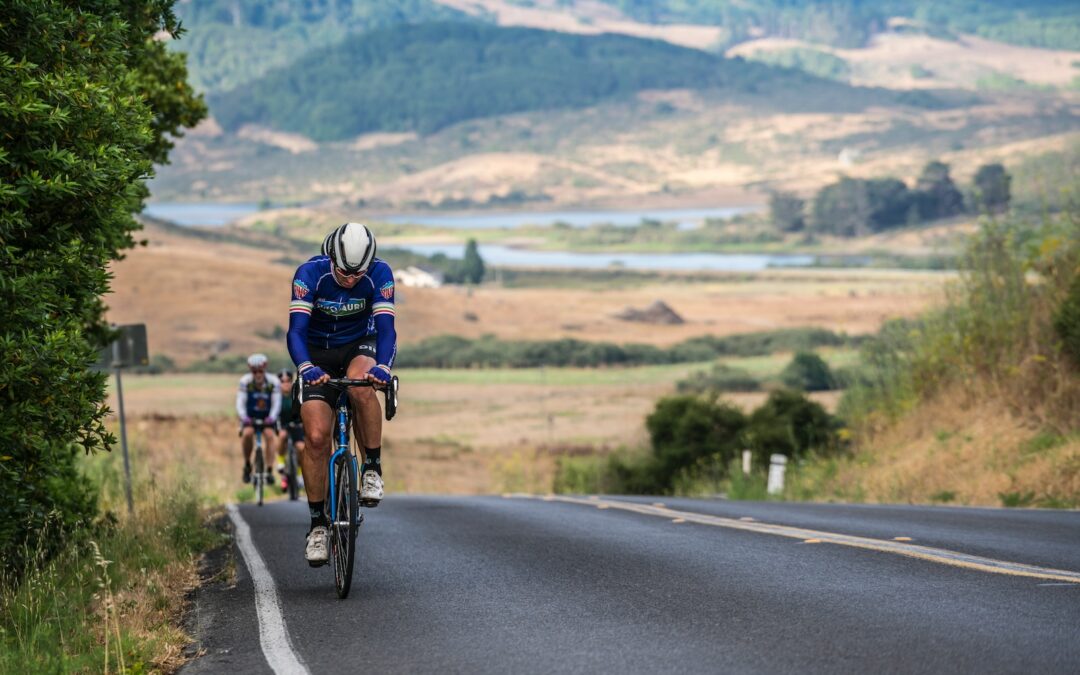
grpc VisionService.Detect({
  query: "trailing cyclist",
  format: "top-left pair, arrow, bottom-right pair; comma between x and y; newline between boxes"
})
287,222 -> 397,566
275,369 -> 305,492
237,353 -> 282,484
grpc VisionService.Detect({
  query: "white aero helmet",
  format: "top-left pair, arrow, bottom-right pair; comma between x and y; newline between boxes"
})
247,353 -> 268,369
322,222 -> 377,274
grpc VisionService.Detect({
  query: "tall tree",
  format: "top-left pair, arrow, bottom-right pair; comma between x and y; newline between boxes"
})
0,0 -> 205,573
914,160 -> 965,220
462,239 -> 486,285
972,163 -> 1012,214
768,190 -> 806,232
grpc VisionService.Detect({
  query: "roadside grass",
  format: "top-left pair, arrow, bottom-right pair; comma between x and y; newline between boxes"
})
785,394 -> 1080,507
0,444 -> 226,672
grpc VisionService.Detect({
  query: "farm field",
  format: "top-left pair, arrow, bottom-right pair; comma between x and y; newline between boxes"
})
105,354 -> 848,499
105,220 -> 946,365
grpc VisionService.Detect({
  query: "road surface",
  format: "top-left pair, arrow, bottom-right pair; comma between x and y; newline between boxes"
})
183,495 -> 1080,674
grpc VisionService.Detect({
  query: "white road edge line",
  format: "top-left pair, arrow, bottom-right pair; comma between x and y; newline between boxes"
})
227,503 -> 311,675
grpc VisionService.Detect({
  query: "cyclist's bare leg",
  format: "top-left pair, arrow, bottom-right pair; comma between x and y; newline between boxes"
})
299,400 -> 334,505
261,428 -> 276,464
345,355 -> 382,458
241,426 -> 254,464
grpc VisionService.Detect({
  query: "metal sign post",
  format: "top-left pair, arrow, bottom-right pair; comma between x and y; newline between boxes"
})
96,324 -> 149,515
113,346 -> 135,515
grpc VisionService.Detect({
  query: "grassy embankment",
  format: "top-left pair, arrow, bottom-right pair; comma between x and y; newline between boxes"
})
788,206 -> 1080,507
0,432 -> 227,672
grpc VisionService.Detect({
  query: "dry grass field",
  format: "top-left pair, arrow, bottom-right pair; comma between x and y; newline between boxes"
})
105,363 -> 845,500
105,220 -> 946,364
790,387 -> 1080,507
102,220 -> 934,499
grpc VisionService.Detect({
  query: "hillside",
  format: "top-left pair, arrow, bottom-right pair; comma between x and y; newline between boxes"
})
208,22 -> 853,140
552,0 -> 1080,51
172,0 -> 469,93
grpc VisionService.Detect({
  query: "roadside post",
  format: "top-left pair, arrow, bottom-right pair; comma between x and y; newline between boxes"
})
95,324 -> 149,514
742,450 -> 752,476
766,454 -> 787,496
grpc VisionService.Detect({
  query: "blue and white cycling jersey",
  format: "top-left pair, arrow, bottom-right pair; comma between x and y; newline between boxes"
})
236,373 -> 281,421
286,255 -> 397,372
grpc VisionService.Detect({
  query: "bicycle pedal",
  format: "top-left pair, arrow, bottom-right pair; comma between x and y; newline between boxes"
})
307,559 -> 329,568
360,499 -> 380,508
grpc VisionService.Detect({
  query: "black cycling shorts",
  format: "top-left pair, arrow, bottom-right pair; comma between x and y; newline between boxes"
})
295,335 -> 377,405
284,421 -> 305,444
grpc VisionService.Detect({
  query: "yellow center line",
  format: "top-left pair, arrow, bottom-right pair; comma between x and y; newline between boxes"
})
510,494 -> 1080,584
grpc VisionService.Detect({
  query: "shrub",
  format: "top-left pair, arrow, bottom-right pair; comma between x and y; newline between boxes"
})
0,0 -> 204,575
1053,271 -> 1080,364
745,389 -> 839,466
780,352 -> 835,391
677,364 -> 761,393
646,395 -> 748,491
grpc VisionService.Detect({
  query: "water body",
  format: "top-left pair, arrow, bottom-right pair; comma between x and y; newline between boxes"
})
144,202 -> 759,230
143,202 -> 262,226
383,206 -> 760,229
144,201 -> 816,271
399,243 -> 816,271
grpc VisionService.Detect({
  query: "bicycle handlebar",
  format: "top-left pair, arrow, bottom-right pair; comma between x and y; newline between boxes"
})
299,376 -> 399,421
324,377 -> 383,389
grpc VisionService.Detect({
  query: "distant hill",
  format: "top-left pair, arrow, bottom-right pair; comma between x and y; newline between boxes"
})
173,0 -> 470,93
593,0 -> 1080,50
209,21 -> 895,141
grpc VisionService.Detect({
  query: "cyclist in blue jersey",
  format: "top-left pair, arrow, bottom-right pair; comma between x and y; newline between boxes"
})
287,222 -> 397,566
236,353 -> 282,484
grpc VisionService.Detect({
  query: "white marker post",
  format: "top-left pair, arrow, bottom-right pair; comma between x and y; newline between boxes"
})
742,450 -> 752,476
766,454 -> 787,496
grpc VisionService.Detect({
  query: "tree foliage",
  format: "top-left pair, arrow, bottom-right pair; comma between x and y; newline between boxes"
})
0,0 -> 205,574
460,239 -> 486,285
768,190 -> 807,232
972,162 -> 1012,214
914,160 -> 964,221
780,352 -> 836,391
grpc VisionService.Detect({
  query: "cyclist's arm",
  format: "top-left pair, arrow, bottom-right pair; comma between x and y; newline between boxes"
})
370,264 -> 397,370
236,378 -> 247,420
288,269 -> 317,375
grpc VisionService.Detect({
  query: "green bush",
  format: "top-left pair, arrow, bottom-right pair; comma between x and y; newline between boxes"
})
839,209 -> 1080,429
646,395 -> 749,491
1053,272 -> 1080,364
780,352 -> 835,391
677,364 -> 761,393
0,0 -> 204,575
745,389 -> 840,467
396,328 -> 851,369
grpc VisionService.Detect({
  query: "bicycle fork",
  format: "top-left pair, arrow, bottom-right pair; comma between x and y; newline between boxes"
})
327,403 -> 359,528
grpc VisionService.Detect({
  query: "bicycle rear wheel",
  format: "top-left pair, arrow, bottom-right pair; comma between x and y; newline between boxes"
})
330,454 -> 358,598
254,447 -> 265,507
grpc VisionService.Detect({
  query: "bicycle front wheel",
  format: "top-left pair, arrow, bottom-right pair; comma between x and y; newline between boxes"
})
254,448 -> 265,507
330,454 -> 358,599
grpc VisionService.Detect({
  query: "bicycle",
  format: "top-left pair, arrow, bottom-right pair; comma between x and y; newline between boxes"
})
250,419 -> 270,507
320,375 -> 399,599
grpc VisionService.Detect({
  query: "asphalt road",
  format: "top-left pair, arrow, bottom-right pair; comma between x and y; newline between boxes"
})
183,495 -> 1080,675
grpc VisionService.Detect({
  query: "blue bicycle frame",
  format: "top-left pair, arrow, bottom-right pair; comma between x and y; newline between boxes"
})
326,395 -> 359,527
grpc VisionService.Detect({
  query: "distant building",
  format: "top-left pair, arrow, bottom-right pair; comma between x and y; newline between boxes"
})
838,147 -> 861,168
396,265 -> 444,288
